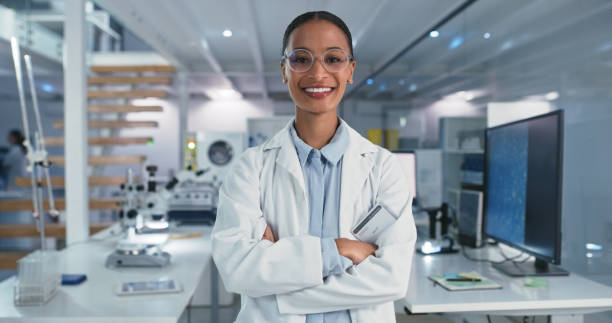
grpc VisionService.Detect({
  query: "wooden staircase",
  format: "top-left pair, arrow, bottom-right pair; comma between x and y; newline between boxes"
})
1,65 -> 174,269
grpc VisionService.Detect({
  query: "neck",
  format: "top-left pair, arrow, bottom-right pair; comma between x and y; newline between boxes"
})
294,107 -> 339,150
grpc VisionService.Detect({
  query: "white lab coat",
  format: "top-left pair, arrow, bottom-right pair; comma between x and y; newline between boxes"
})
212,120 -> 417,323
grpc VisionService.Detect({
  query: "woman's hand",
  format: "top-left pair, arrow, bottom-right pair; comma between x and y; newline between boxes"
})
335,238 -> 378,265
262,225 -> 276,243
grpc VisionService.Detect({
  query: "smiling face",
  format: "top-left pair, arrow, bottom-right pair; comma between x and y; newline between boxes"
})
281,19 -> 356,115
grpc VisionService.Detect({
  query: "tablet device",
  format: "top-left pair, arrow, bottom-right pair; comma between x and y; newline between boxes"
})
115,278 -> 182,296
352,205 -> 397,243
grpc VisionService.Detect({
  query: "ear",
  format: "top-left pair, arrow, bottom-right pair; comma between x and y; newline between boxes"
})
347,59 -> 356,84
280,61 -> 288,84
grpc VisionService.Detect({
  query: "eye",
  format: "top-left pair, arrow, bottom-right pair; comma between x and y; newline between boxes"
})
325,56 -> 343,64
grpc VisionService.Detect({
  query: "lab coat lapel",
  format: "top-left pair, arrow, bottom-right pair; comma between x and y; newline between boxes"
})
339,126 -> 377,238
264,119 -> 307,199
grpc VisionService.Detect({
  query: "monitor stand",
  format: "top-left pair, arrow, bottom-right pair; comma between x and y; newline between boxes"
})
493,258 -> 569,277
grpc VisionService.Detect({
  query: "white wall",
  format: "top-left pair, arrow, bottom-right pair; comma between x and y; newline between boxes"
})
188,98 -> 275,132
342,98 -> 485,147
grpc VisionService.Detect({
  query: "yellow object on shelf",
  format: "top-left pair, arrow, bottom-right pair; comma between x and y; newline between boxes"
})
366,129 -> 383,146
385,129 -> 399,151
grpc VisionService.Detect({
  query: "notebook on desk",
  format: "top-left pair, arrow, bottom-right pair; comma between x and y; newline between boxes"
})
429,272 -> 502,291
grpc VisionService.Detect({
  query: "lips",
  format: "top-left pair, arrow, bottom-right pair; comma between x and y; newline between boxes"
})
302,86 -> 335,99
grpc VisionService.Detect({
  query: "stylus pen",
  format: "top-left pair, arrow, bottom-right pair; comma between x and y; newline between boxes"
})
446,278 -> 482,282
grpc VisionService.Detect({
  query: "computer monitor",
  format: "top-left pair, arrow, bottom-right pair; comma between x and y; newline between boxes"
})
484,110 -> 567,276
393,151 -> 417,199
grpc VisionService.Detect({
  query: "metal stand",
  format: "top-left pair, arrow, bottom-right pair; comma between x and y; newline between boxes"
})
11,37 -> 60,250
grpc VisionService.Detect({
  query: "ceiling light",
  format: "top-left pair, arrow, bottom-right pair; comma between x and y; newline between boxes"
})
449,36 -> 464,50
222,29 -> 233,38
409,84 -> 418,92
366,78 -> 374,85
429,30 -> 440,38
586,243 -> 603,251
483,32 -> 491,39
379,84 -> 386,91
41,83 -> 54,93
204,88 -> 242,100
545,91 -> 559,101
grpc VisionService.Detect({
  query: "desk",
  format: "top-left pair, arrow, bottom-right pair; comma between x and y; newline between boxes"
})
0,225 -> 216,323
404,246 -> 612,323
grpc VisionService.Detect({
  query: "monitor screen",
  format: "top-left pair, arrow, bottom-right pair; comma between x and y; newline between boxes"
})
484,110 -> 563,265
393,152 -> 417,199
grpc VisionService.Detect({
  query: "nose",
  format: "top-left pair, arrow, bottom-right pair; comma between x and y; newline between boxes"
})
308,57 -> 328,79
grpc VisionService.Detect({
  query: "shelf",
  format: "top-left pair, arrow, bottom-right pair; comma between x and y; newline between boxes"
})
0,223 -> 111,238
53,120 -> 158,129
44,137 -> 153,146
90,65 -> 175,73
88,76 -> 171,85
87,90 -> 167,99
48,155 -> 146,166
444,149 -> 484,154
88,105 -> 163,113
0,198 -> 122,211
13,176 -> 132,188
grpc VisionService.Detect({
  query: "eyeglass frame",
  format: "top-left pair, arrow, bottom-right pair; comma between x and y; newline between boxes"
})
281,48 -> 355,73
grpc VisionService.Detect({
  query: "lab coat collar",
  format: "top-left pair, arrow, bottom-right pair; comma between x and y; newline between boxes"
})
264,117 -> 378,237
263,117 -> 377,156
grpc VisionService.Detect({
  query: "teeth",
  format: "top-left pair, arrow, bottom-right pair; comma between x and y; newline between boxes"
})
304,87 -> 332,93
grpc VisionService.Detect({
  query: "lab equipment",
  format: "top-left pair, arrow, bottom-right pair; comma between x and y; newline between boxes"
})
115,278 -> 182,296
13,250 -> 60,306
10,37 -> 60,246
105,242 -> 170,268
484,110 -> 567,276
183,131 -> 244,183
414,149 -> 442,209
457,190 -> 484,248
392,151 -> 417,199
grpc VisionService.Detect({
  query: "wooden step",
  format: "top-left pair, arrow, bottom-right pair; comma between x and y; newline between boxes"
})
44,137 -> 153,146
0,223 -> 112,239
13,176 -> 131,188
88,76 -> 171,85
0,252 -> 29,270
48,155 -> 146,166
0,198 -> 122,211
53,120 -> 158,129
88,90 -> 167,99
88,105 -> 163,113
91,65 -> 175,73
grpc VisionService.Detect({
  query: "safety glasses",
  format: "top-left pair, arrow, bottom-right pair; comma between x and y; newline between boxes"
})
282,48 -> 354,73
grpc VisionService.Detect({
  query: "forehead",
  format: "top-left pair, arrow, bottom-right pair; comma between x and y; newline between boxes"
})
287,19 -> 350,52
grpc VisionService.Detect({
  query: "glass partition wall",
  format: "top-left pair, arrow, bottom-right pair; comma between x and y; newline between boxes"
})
348,1 -> 612,321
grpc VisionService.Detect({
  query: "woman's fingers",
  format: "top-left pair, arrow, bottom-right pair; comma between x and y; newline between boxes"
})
335,238 -> 378,264
262,225 -> 276,242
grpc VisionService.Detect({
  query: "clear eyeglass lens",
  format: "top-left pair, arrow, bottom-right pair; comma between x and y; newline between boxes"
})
287,49 -> 349,73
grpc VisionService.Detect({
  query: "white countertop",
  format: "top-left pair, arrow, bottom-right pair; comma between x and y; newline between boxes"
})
0,225 -> 214,323
405,246 -> 612,316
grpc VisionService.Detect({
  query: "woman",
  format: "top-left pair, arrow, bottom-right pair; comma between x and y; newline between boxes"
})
212,11 -> 416,323
2,129 -> 27,190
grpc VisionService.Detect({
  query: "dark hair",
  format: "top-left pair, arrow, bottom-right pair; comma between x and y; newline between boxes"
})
8,129 -> 26,154
281,11 -> 354,57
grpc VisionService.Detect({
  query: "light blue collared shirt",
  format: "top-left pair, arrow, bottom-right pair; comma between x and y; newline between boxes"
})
290,119 -> 352,323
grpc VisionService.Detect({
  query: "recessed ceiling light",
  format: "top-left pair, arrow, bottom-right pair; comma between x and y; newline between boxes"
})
545,91 -> 559,101
41,83 -> 54,93
429,30 -> 440,38
483,32 -> 491,39
222,29 -> 233,37
366,78 -> 374,85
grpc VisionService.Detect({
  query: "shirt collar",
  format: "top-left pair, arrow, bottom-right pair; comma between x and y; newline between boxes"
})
290,118 -> 349,167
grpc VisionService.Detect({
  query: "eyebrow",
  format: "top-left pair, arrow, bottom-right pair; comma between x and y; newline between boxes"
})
291,46 -> 345,51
